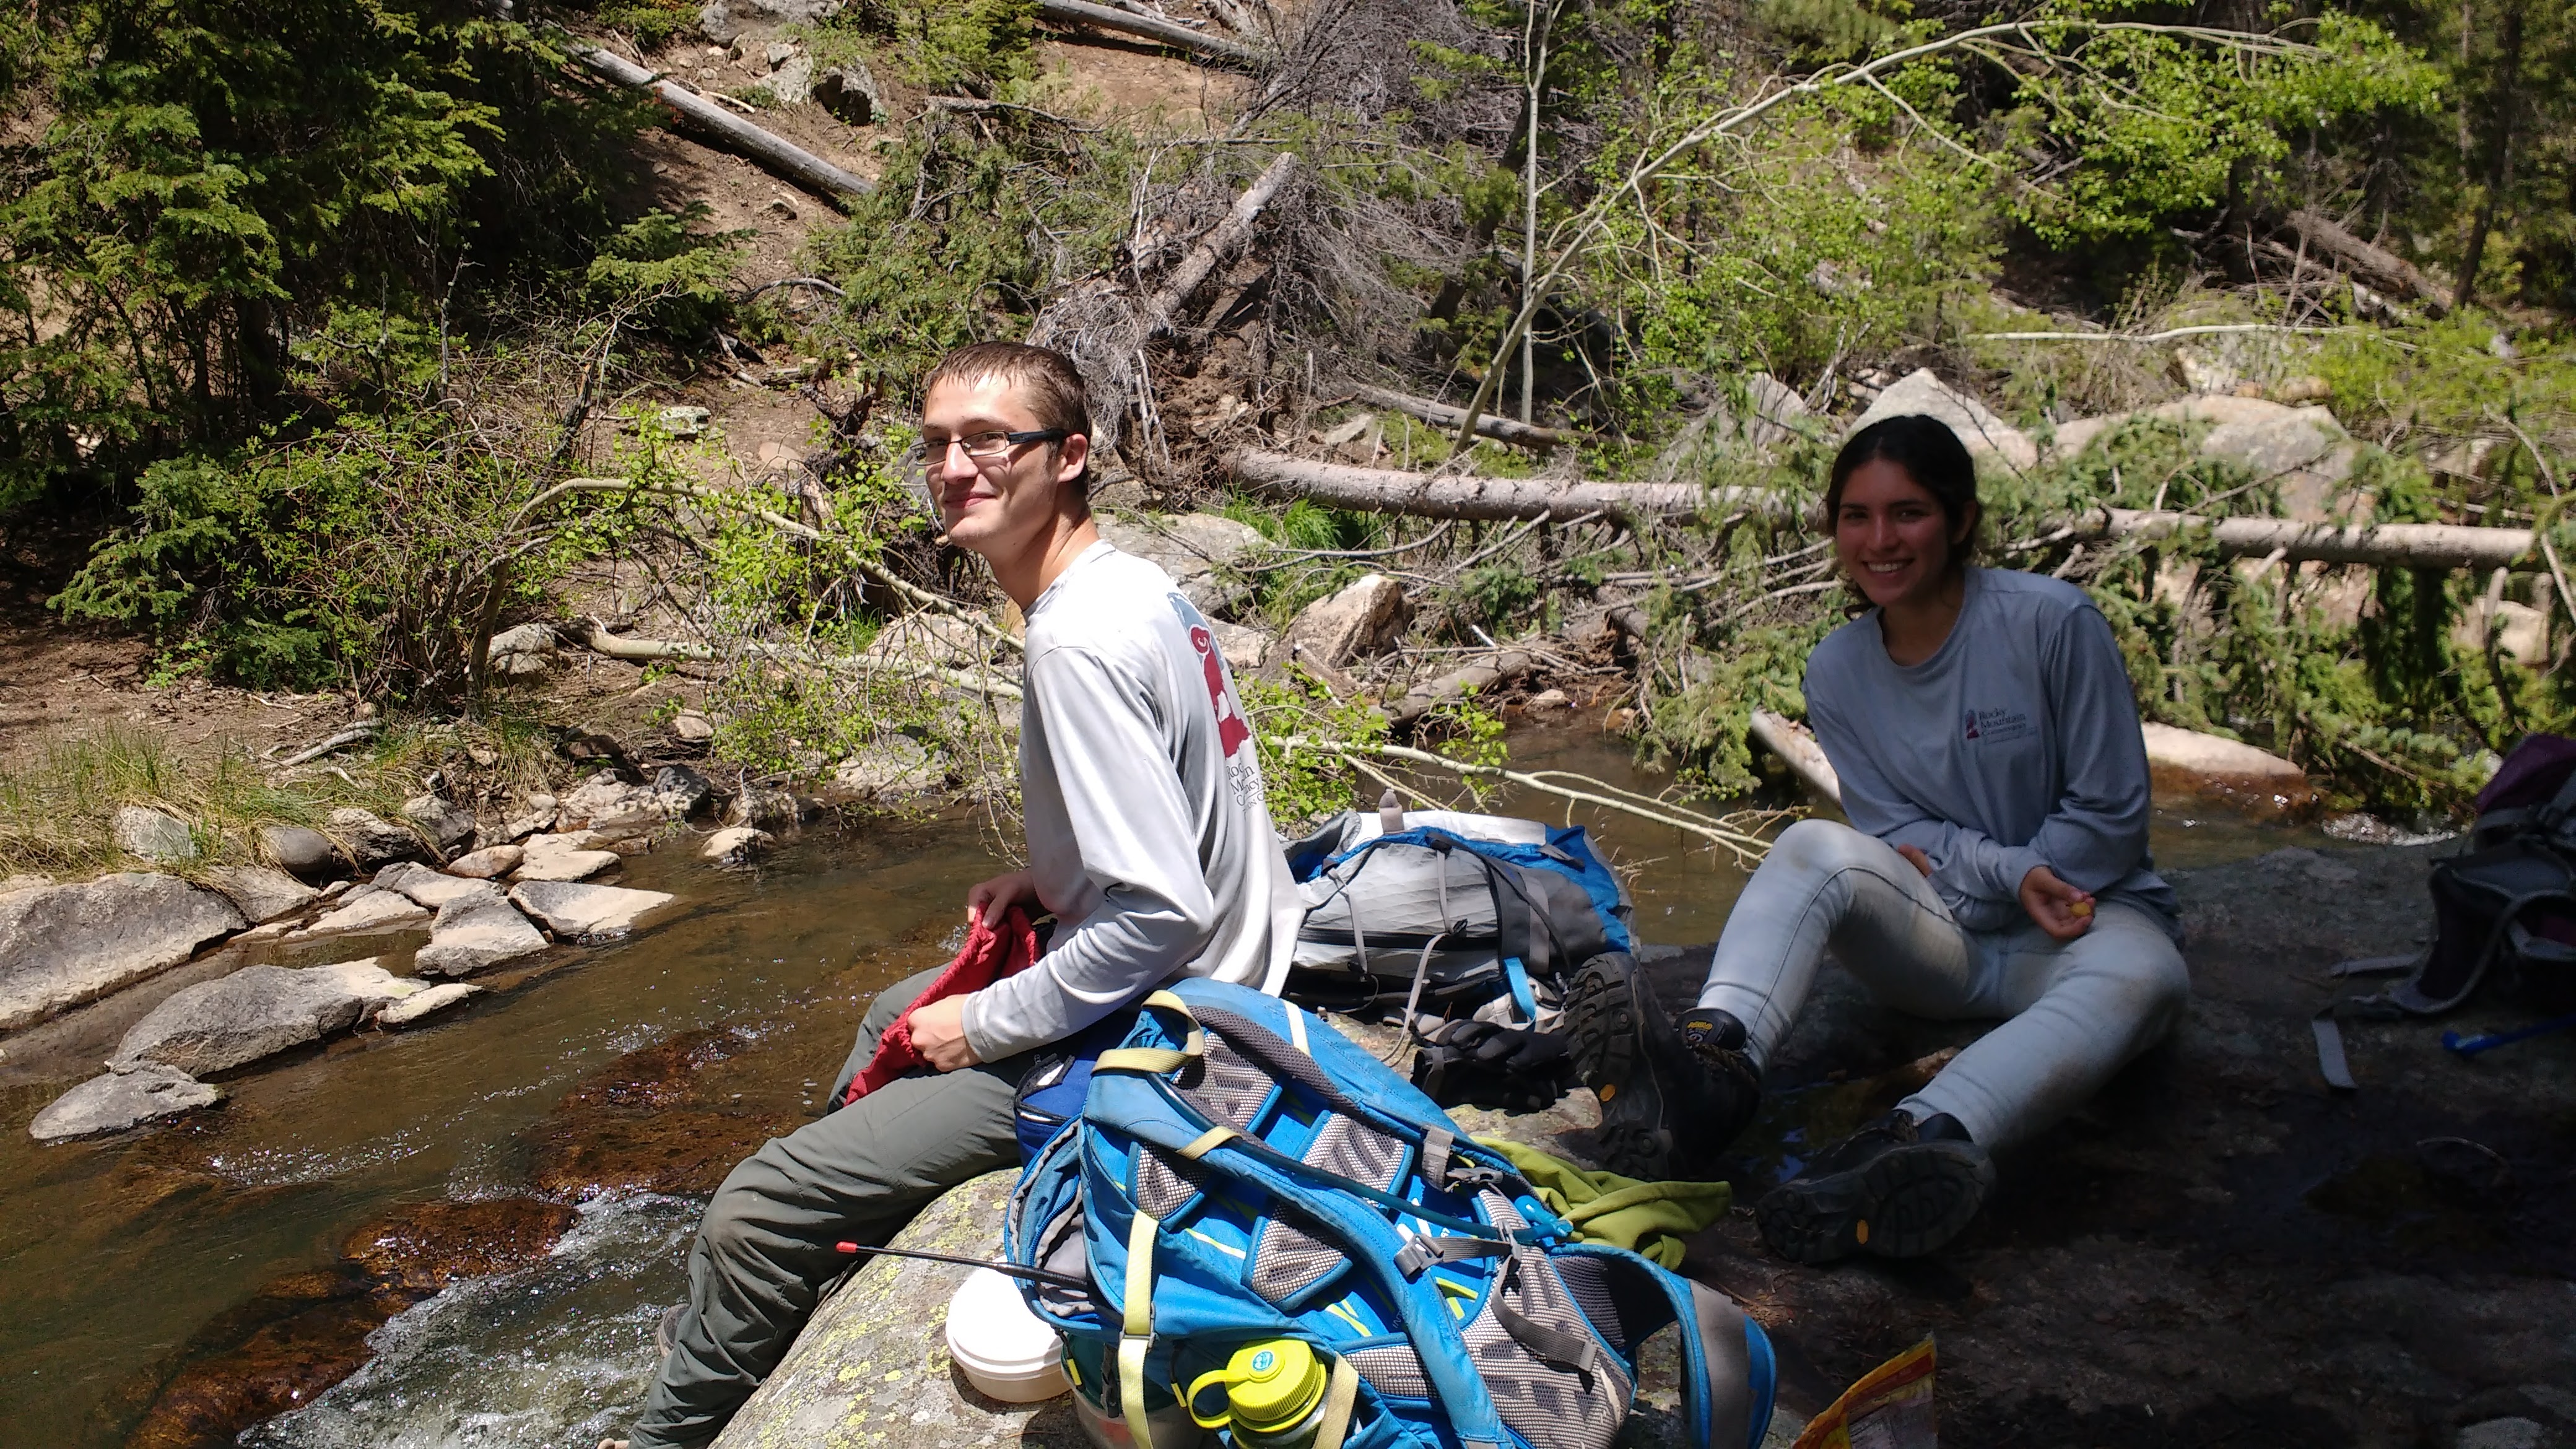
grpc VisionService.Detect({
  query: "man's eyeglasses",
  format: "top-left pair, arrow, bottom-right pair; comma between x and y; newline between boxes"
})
907,428 -> 1068,476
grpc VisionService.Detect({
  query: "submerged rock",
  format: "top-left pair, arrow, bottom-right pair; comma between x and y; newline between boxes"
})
702,826 -> 774,866
113,805 -> 198,864
112,963 -> 372,1076
2141,722 -> 2316,817
29,1061 -> 223,1141
510,880 -> 676,941
200,864 -> 321,925
0,872 -> 246,1033
376,981 -> 481,1027
413,894 -> 549,978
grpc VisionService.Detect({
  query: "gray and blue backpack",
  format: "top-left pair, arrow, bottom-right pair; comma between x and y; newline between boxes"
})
1004,978 -> 1775,1449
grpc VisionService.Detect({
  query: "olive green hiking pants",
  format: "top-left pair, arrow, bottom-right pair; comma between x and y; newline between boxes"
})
626,968 -> 1033,1449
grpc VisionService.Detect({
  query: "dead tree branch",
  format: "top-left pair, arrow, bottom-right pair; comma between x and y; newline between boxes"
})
1749,710 -> 1842,806
1037,0 -> 1269,67
2280,210 -> 2447,315
1142,152 -> 1303,339
568,43 -> 872,202
1347,384 -> 1573,451
1231,450 -> 1795,526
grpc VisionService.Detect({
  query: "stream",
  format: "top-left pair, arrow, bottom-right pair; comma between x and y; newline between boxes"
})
0,726 -> 2334,1449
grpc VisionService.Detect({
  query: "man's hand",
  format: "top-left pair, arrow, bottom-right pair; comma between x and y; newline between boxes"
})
1895,843 -> 1934,878
907,994 -> 982,1071
2019,864 -> 2096,941
965,868 -> 1038,927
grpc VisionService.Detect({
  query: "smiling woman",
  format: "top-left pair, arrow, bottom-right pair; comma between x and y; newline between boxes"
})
1825,416 -> 1984,668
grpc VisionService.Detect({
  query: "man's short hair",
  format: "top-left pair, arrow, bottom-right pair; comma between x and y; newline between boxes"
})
921,342 -> 1093,502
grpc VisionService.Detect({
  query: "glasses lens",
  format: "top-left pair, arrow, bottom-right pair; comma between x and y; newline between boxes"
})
960,431 -> 1013,459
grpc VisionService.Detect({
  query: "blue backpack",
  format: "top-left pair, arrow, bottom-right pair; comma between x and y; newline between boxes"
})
1004,978 -> 1774,1449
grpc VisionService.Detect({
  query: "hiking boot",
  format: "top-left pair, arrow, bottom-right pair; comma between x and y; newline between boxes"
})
1755,1111 -> 1993,1264
1565,952 -> 1762,1180
655,1302 -> 686,1362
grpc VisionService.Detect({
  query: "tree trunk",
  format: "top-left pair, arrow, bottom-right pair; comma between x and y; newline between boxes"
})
2282,209 -> 2447,314
1036,0 -> 1267,66
1230,451 -> 2543,569
2455,0 -> 2527,311
568,44 -> 872,202
1749,710 -> 1842,806
1346,384 -> 1572,450
1142,152 -> 1301,338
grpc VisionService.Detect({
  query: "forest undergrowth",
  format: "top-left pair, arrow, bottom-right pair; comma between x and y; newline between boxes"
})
2,0 -> 2573,850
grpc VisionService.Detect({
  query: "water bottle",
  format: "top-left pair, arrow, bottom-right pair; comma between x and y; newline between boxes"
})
1186,1339 -> 1331,1448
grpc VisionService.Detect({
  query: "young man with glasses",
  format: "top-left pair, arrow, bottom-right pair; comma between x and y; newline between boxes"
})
606,342 -> 1300,1449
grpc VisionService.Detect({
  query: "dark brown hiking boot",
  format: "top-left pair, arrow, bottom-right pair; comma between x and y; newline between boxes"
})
1755,1111 -> 1992,1264
1565,952 -> 1761,1180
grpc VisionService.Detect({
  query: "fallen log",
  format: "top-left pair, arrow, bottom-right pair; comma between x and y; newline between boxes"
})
1388,649 -> 1537,726
2281,210 -> 2445,316
2082,509 -> 2535,570
1232,452 -> 2542,570
1749,710 -> 1842,807
1347,385 -> 1574,451
1230,450 -> 1793,526
568,44 -> 872,202
1142,152 -> 1301,338
1036,0 -> 1267,67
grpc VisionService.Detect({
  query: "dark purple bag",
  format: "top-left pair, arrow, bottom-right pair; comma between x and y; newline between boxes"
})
2403,735 -> 2576,1014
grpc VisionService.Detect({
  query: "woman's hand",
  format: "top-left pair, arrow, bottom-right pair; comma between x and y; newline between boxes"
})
1896,843 -> 1934,878
965,869 -> 1038,927
2018,864 -> 2096,941
906,995 -> 982,1071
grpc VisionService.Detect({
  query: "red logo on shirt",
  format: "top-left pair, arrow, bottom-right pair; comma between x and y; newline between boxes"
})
1190,625 -> 1251,757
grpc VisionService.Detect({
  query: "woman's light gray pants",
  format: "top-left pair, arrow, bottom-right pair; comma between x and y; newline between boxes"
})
1696,819 -> 2190,1148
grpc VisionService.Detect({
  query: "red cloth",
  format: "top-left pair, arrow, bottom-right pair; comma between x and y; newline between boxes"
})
842,905 -> 1040,1105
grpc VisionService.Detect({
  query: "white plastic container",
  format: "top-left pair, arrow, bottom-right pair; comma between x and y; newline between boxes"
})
944,1268 -> 1072,1403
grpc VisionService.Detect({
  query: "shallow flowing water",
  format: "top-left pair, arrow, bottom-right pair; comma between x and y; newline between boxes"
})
0,726 -> 2337,1449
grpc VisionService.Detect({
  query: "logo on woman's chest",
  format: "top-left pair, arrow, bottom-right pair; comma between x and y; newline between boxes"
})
1963,705 -> 2036,744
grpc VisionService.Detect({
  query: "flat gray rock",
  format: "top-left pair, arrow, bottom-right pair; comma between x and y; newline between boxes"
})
513,833 -> 620,882
446,844 -> 524,879
112,963 -> 369,1076
1283,573 -> 1409,667
373,861 -> 499,910
292,884 -> 432,938
308,956 -> 429,1012
508,881 -> 676,941
414,897 -> 548,978
30,1063 -> 222,1141
402,793 -> 478,856
113,806 -> 197,863
200,864 -> 320,924
0,872 -> 246,1033
1095,512 -> 1265,614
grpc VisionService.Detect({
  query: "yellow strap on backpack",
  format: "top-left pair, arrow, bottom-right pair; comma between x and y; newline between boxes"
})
1097,990 -> 1206,1077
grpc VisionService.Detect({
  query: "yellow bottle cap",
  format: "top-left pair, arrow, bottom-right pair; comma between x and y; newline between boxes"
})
1227,1340 -> 1325,1430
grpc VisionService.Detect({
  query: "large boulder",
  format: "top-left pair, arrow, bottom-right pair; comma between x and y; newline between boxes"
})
652,764 -> 715,819
1283,573 -> 1409,668
484,621 -> 560,678
2141,723 -> 2316,817
112,963 -> 372,1076
1096,512 -> 1267,616
30,1062 -> 222,1141
413,893 -> 549,978
0,873 -> 246,1033
509,880 -> 677,941
711,1170 -> 1089,1449
1207,619 -> 1274,672
113,806 -> 197,864
1846,368 -> 2039,471
328,807 -> 427,869
199,864 -> 320,925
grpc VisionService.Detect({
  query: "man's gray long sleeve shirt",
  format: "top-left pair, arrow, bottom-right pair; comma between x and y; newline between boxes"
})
959,541 -> 1303,1062
1802,567 -> 2182,939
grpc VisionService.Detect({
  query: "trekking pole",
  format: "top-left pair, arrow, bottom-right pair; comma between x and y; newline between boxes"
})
832,1240 -> 1092,1292
2440,1010 -> 2576,1058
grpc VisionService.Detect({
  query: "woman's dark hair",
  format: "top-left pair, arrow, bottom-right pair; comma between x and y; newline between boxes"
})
1822,414 -> 1982,568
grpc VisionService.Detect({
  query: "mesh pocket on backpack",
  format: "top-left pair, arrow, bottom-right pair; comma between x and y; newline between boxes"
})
1458,1194 -> 1632,1449
1247,1113 -> 1409,1304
